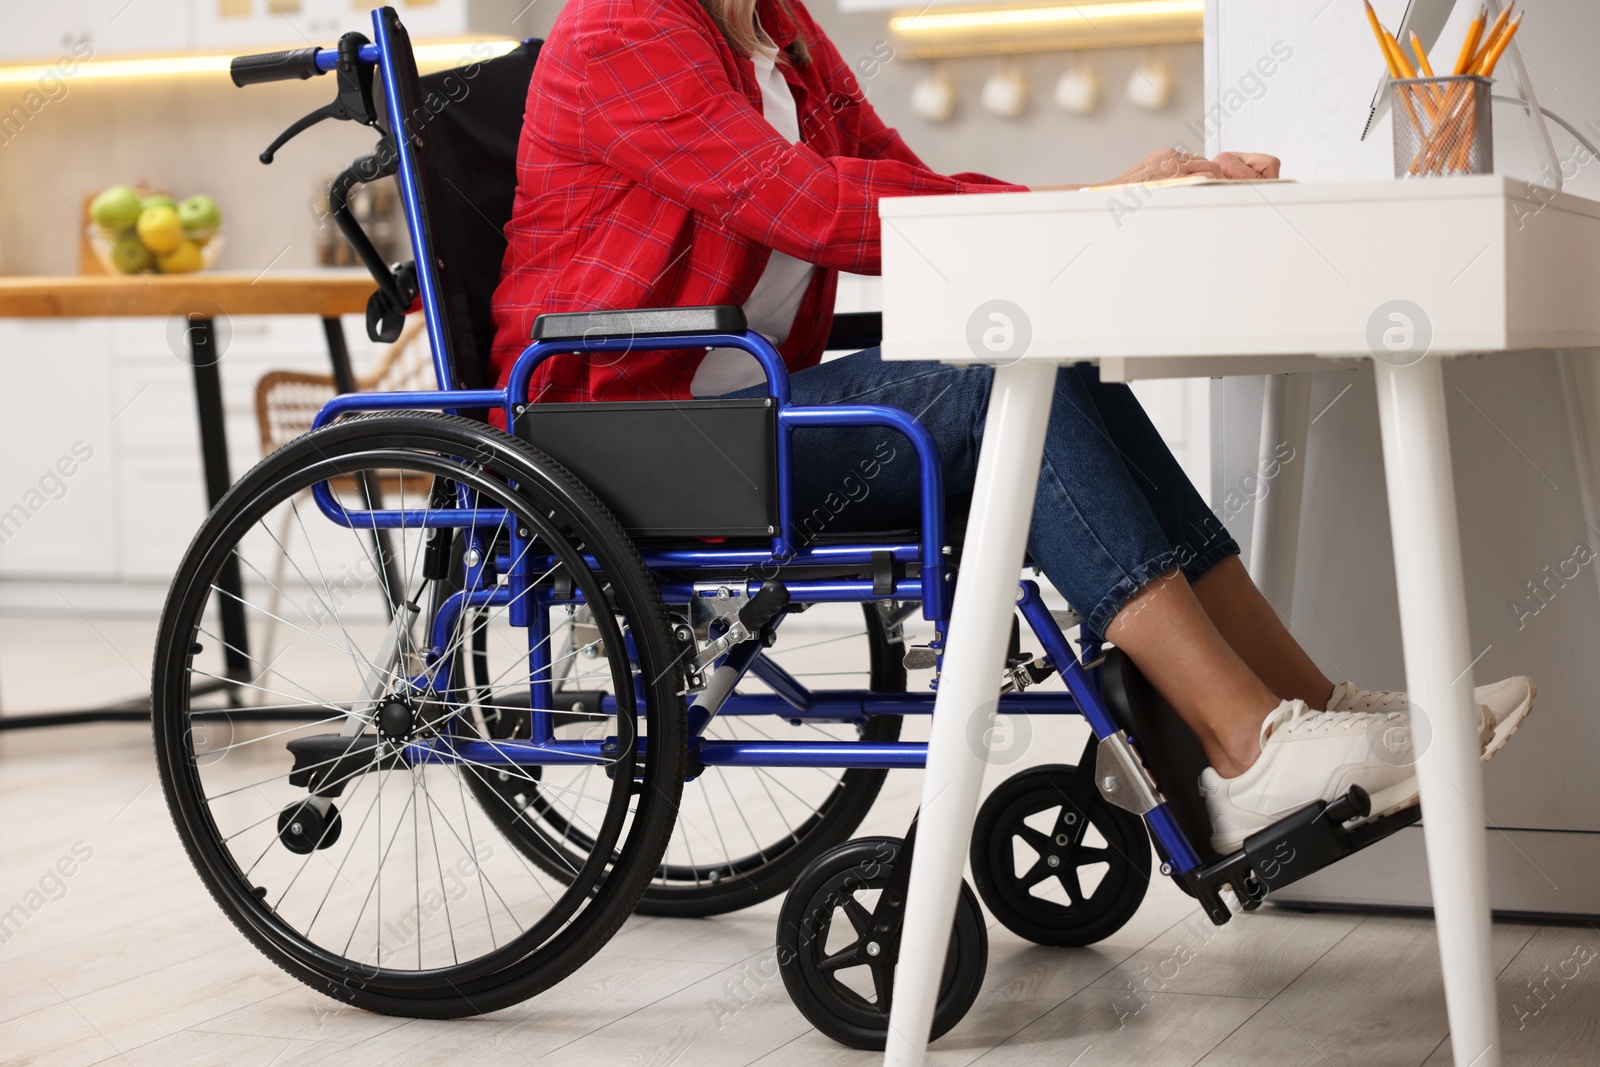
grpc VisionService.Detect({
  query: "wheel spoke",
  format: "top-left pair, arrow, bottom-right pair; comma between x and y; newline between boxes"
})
1014,824 -> 1051,854
818,944 -> 860,973
1019,858 -> 1054,889
840,894 -> 875,937
1060,869 -> 1087,908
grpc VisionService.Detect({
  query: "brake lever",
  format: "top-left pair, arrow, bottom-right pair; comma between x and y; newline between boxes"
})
259,30 -> 381,164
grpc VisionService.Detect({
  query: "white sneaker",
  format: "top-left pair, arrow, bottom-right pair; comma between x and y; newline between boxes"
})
1199,700 -> 1420,855
1325,676 -> 1535,763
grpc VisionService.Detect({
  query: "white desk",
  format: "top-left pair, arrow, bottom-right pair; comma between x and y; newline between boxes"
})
877,175 -> 1600,1067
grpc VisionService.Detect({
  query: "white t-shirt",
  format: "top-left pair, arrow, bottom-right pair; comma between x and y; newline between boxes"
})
691,47 -> 818,397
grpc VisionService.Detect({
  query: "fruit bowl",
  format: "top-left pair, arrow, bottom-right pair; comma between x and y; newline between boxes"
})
86,186 -> 224,276
87,226 -> 224,276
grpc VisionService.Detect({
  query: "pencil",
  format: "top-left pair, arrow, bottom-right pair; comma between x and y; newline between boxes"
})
1454,6 -> 1486,75
1476,12 -> 1522,75
1365,0 -> 1401,76
1385,28 -> 1418,78
1411,31 -> 1435,77
1410,30 -> 1449,111
1470,4 -> 1514,73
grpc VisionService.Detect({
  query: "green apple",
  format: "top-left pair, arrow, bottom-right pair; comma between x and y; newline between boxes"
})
177,194 -> 222,240
136,205 -> 184,255
108,233 -> 154,274
89,184 -> 142,232
141,193 -> 177,213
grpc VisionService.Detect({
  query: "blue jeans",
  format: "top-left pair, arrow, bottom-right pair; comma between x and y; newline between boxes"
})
723,348 -> 1239,636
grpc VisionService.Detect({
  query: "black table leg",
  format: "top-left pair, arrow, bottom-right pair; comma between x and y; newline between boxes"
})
189,316 -> 252,681
321,317 -> 402,615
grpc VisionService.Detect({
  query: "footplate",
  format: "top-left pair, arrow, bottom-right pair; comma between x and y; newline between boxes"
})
1180,785 -> 1422,925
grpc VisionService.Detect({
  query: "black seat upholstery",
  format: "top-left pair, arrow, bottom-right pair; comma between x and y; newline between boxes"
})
380,9 -> 539,391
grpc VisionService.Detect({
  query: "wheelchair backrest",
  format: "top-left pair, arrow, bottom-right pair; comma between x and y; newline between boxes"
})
377,7 -> 539,393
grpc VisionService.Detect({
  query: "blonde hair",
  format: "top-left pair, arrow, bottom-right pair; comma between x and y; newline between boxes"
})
698,0 -> 810,64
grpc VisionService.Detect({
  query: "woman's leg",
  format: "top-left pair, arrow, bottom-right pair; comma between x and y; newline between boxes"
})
738,351 -> 1281,775
1020,367 -> 1282,776
1101,570 -> 1277,777
1190,556 -> 1334,709
1068,365 -> 1334,708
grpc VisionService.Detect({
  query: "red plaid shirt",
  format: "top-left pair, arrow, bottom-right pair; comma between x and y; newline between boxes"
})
488,0 -> 1025,404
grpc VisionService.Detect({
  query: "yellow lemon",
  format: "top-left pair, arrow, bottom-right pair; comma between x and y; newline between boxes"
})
156,239 -> 204,274
136,205 -> 184,255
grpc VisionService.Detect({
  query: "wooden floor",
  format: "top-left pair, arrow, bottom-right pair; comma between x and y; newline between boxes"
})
1,614 -> 1597,1066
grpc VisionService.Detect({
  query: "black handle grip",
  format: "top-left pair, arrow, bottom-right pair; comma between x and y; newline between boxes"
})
738,581 -> 791,633
231,47 -> 325,87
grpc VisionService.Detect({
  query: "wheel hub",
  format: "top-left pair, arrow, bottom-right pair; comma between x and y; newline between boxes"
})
378,697 -> 414,742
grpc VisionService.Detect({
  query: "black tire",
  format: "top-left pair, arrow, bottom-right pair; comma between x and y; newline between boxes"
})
152,412 -> 685,1018
777,837 -> 986,1050
970,764 -> 1151,947
470,601 -> 909,917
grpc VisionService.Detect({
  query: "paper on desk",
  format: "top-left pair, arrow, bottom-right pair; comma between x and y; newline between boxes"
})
1081,175 -> 1296,192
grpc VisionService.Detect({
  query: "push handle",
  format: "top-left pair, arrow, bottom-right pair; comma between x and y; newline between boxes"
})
230,47 -> 325,87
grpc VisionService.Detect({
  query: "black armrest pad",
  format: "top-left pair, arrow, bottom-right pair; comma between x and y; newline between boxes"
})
532,305 -> 747,342
826,311 -> 882,351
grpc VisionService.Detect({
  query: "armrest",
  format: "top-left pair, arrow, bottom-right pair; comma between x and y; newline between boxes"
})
531,305 -> 748,342
825,311 -> 882,352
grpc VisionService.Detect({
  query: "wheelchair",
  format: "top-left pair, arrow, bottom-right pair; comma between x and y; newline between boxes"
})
152,5 -> 1422,1038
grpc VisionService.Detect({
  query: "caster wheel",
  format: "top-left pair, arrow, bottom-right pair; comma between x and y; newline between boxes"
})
276,803 -> 341,855
776,837 -> 986,1050
970,764 -> 1151,947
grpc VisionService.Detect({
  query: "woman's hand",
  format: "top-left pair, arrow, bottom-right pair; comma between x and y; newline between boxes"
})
1031,148 -> 1282,190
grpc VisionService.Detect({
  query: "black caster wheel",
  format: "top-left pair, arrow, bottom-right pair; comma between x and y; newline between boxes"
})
276,802 -> 341,855
970,763 -> 1151,947
776,837 -> 987,1050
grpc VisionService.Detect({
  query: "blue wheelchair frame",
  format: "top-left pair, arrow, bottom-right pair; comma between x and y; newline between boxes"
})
298,11 -> 1202,877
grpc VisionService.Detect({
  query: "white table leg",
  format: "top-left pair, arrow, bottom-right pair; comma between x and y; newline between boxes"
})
1248,373 -> 1313,614
1371,356 -> 1500,1067
883,360 -> 1059,1066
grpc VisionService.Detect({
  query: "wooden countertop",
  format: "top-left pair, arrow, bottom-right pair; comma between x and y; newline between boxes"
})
0,272 -> 376,318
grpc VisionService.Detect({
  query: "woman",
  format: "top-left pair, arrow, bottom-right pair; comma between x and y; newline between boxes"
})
488,0 -> 1533,851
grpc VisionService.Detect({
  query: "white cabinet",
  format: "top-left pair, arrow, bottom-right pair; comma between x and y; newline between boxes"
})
0,1 -> 191,62
0,312 -> 386,587
0,320 -> 119,579
107,313 -> 383,581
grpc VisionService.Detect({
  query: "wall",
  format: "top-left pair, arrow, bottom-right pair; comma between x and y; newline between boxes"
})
1207,0 -> 1600,851
0,0 -> 1208,277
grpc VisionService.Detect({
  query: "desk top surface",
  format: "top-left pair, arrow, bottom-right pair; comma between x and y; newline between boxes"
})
0,271 -> 375,319
880,174 -> 1598,219
878,175 -> 1600,369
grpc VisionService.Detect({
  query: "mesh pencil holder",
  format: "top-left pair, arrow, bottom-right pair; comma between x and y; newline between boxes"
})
1392,75 -> 1493,178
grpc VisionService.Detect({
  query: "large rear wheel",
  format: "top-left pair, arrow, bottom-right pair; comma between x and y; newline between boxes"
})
152,413 -> 685,1017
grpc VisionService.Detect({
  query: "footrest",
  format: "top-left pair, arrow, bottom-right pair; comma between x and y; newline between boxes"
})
1181,786 -> 1422,924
